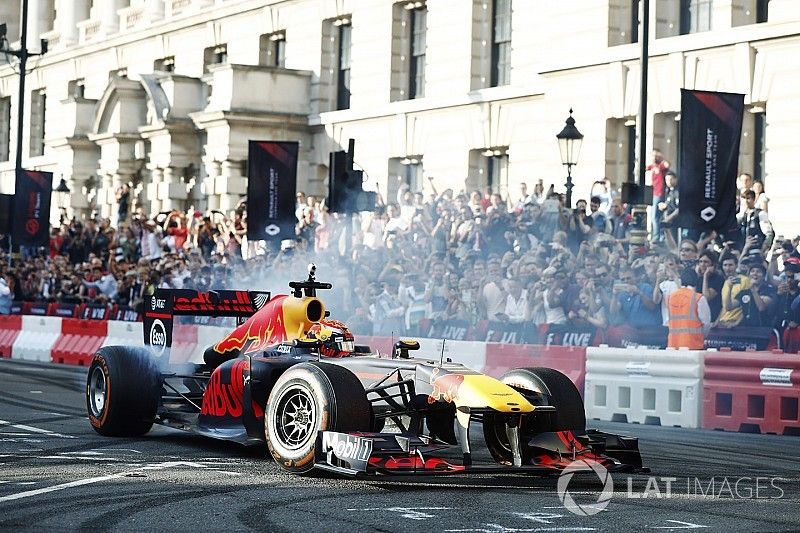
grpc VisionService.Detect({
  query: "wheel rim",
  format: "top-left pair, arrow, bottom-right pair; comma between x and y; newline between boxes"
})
88,366 -> 107,417
273,385 -> 317,450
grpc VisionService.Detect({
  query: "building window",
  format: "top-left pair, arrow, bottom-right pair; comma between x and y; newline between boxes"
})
336,22 -> 352,110
203,44 -> 227,73
67,79 -> 85,99
752,110 -> 766,183
756,0 -> 769,22
486,150 -> 509,196
29,89 -> 46,158
409,5 -> 427,99
401,157 -> 423,192
609,0 -> 639,46
605,119 -> 636,187
491,0 -> 512,87
0,97 -> 10,163
680,0 -> 712,34
260,32 -> 286,68
154,56 -> 175,72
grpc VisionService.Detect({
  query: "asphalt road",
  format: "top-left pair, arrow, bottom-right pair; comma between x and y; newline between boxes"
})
0,358 -> 798,532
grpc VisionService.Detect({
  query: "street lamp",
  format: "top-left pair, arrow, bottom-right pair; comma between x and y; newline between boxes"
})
55,177 -> 70,223
556,108 -> 583,208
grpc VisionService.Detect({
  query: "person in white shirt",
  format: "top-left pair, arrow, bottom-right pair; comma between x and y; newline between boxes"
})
502,278 -> 528,323
653,262 -> 680,326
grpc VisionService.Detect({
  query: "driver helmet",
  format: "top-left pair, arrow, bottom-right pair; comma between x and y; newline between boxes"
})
306,319 -> 355,357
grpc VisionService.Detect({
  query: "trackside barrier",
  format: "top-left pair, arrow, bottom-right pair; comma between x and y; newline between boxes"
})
357,336 -> 396,356
416,338 -> 487,372
170,324 -> 199,364
584,346 -> 705,428
197,325 -> 231,353
0,315 -> 22,358
12,316 -> 63,363
703,351 -> 800,435
484,344 -> 586,393
103,321 -> 144,348
51,320 -> 109,366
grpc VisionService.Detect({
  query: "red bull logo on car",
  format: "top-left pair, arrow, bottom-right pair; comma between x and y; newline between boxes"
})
213,295 -> 290,356
428,371 -> 465,404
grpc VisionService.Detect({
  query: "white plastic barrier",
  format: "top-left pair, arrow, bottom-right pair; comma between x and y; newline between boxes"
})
197,325 -> 231,350
103,321 -> 144,348
416,338 -> 487,373
584,346 -> 705,428
12,316 -> 62,362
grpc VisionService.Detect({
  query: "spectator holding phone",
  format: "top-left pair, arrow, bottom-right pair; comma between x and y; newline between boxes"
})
727,262 -> 776,327
717,253 -> 750,328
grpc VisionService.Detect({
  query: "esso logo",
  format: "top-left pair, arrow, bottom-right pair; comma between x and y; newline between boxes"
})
149,319 -> 167,354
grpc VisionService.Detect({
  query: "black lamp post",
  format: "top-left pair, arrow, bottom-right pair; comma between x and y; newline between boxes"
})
55,177 -> 70,223
556,108 -> 584,208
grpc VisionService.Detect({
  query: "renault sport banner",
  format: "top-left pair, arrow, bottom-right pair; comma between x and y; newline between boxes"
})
12,169 -> 52,247
678,89 -> 744,231
247,141 -> 298,242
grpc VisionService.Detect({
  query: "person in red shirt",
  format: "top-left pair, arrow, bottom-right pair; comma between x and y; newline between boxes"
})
647,149 -> 670,244
49,228 -> 64,258
163,211 -> 189,252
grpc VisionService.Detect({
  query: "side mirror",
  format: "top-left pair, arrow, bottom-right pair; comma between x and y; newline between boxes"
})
393,339 -> 420,359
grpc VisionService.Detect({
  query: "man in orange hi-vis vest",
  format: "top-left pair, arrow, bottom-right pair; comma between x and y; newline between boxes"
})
667,269 -> 712,349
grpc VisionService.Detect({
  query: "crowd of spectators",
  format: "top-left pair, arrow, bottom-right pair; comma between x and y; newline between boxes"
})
0,163 -> 797,345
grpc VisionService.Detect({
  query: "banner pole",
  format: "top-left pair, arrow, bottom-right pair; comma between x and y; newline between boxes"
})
638,0 -> 649,190
8,0 -> 30,264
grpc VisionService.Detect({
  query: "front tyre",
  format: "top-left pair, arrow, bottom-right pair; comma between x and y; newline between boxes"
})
265,362 -> 370,475
483,367 -> 585,465
86,346 -> 161,437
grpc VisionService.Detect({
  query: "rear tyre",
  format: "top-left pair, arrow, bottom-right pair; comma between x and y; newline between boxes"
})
483,367 -> 585,465
86,346 -> 161,437
265,362 -> 371,475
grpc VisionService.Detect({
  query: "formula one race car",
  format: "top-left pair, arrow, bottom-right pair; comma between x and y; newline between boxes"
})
86,265 -> 644,476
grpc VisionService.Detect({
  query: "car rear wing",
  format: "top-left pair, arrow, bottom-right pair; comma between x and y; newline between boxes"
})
143,289 -> 271,357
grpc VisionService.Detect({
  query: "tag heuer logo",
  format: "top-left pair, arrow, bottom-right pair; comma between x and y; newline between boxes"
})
265,224 -> 280,236
700,207 -> 716,222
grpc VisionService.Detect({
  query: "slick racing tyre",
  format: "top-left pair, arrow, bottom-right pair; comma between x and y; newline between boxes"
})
87,346 -> 161,437
265,362 -> 371,475
483,367 -> 585,465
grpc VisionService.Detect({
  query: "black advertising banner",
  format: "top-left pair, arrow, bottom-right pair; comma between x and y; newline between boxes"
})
247,141 -> 298,242
678,89 -> 744,232
12,169 -> 52,247
705,326 -> 776,351
541,324 -> 600,347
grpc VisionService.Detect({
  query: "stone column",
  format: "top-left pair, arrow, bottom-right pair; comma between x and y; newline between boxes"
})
711,0 -> 734,31
218,160 -> 247,213
160,166 -> 189,212
100,0 -> 126,33
98,173 -> 113,219
144,0 -> 165,20
202,159 -> 221,211
147,167 -> 164,215
26,0 -> 54,43
768,0 -> 797,22
58,0 -> 90,46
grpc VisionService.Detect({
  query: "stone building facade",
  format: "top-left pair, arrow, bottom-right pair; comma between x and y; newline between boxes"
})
0,0 -> 797,228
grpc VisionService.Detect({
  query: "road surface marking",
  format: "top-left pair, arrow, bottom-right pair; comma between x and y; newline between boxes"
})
347,507 -> 453,520
0,420 -> 75,439
0,461 -> 211,503
648,521 -> 707,530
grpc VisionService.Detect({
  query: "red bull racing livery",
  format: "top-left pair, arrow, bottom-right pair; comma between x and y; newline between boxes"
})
85,265 -> 644,477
